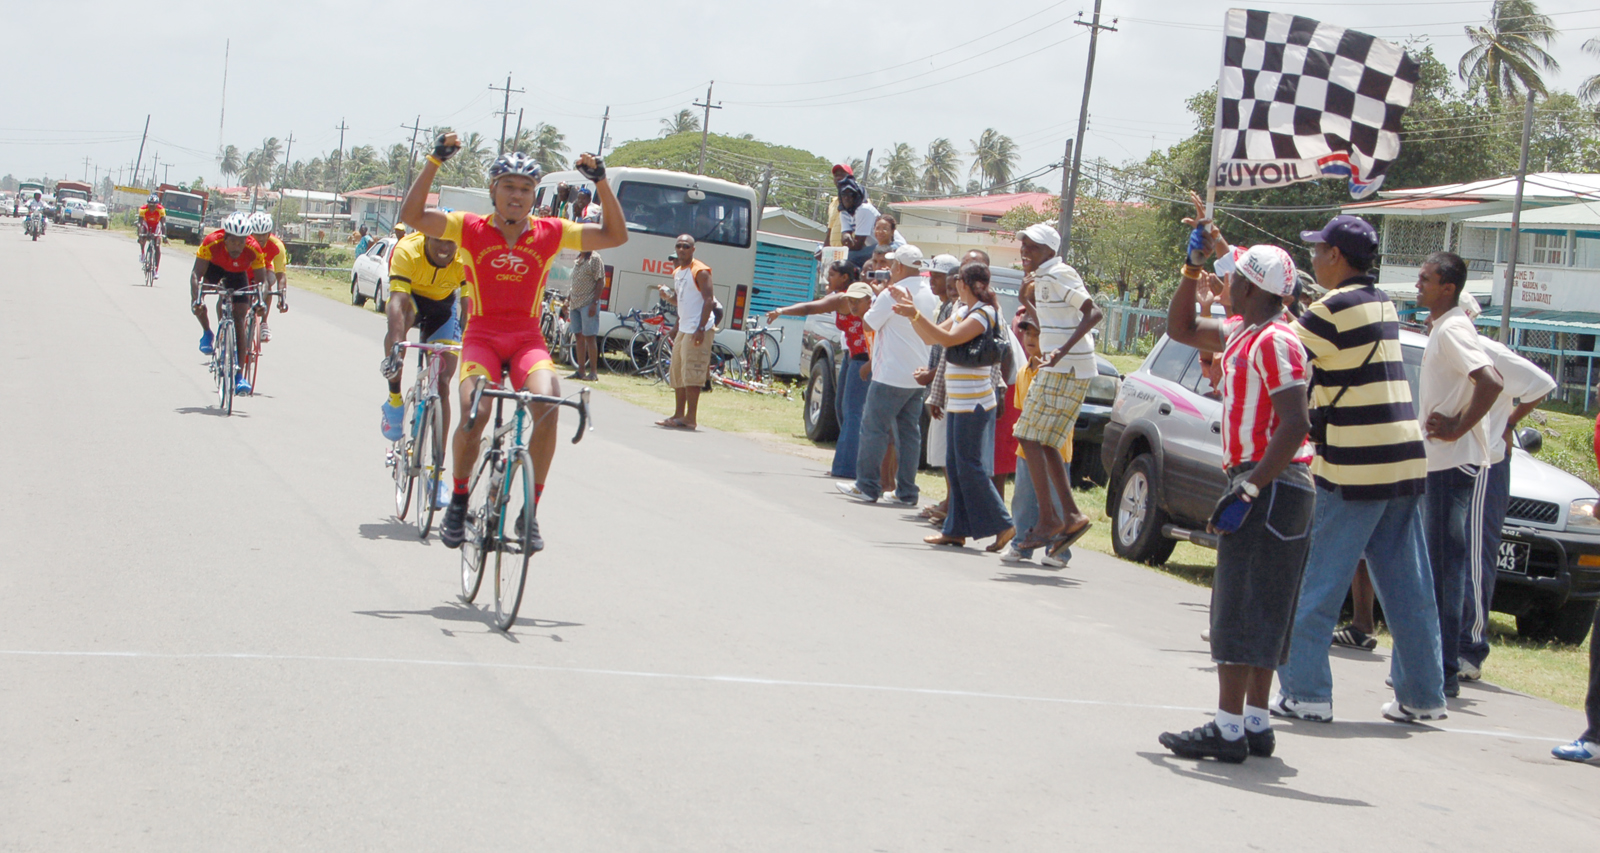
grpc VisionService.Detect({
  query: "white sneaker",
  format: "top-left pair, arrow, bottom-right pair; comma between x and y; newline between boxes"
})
884,494 -> 918,507
998,544 -> 1028,564
1458,659 -> 1482,681
835,482 -> 877,503
1381,700 -> 1447,723
1040,552 -> 1067,568
1268,693 -> 1333,723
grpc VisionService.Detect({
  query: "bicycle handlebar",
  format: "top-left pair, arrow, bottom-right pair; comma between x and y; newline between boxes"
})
468,384 -> 591,444
394,341 -> 461,356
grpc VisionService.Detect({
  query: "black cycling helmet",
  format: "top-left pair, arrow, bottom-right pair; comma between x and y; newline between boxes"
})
487,152 -> 542,185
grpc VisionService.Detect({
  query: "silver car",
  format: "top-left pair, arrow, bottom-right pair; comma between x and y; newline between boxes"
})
1101,326 -> 1600,644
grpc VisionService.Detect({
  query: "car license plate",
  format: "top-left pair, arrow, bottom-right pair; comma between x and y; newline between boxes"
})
1497,540 -> 1530,575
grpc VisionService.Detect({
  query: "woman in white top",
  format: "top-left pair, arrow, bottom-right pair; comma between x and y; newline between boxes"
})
895,263 -> 1015,548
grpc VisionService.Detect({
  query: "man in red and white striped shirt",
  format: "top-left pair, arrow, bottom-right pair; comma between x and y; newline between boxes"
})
1158,222 -> 1314,764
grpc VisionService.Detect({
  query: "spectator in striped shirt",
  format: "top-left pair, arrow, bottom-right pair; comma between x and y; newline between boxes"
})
1159,236 -> 1313,763
1274,214 -> 1449,725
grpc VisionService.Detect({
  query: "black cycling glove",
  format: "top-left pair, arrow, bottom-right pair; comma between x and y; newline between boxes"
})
432,134 -> 461,162
575,156 -> 606,182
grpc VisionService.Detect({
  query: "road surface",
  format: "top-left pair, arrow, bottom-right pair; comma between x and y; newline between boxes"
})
1,221 -> 1594,850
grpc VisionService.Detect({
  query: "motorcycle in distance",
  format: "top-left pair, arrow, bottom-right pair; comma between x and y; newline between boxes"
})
24,209 -> 45,241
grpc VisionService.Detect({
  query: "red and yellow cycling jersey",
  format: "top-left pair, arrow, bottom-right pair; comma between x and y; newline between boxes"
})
195,229 -> 267,274
256,234 -> 288,275
441,211 -> 583,321
138,204 -> 165,232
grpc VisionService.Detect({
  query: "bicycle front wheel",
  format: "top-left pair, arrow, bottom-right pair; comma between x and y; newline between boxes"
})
598,325 -> 635,373
752,333 -> 780,381
459,452 -> 495,604
629,330 -> 659,375
242,311 -> 263,394
216,321 -> 237,415
493,449 -> 537,632
412,398 -> 445,538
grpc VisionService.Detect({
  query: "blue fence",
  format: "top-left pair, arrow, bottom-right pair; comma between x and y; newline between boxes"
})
752,241 -> 816,316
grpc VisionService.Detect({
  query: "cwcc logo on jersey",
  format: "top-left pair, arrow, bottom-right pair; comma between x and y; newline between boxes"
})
488,250 -> 530,279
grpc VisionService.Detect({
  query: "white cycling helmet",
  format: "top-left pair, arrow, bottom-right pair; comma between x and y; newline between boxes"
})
250,212 -> 274,234
148,193 -> 161,204
221,211 -> 253,236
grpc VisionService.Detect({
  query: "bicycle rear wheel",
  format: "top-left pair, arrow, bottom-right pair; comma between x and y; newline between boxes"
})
459,452 -> 496,604
751,342 -> 776,384
216,320 -> 237,415
393,392 -> 417,520
493,449 -> 537,632
598,325 -> 636,373
142,247 -> 154,287
412,398 -> 445,538
242,311 -> 263,394
629,330 -> 659,375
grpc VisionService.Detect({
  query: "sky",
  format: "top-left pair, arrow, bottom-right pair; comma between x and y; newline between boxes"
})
3,0 -> 1598,194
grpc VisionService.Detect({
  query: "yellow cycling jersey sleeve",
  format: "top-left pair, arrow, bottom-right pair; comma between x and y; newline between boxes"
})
388,231 -> 467,301
440,210 -> 467,244
267,235 -> 287,274
558,217 -> 584,251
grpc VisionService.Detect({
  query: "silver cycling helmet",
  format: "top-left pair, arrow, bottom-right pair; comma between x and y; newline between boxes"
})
487,152 -> 542,184
250,212 -> 274,235
221,211 -> 253,237
148,193 -> 161,205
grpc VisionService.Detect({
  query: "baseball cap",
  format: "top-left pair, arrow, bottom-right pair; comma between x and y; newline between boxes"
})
1458,289 -> 1482,319
832,163 -> 853,176
1213,246 -> 1247,277
844,281 -> 875,300
1018,223 -> 1061,253
924,253 -> 960,275
888,244 -> 924,267
1301,215 -> 1378,263
1234,245 -> 1298,297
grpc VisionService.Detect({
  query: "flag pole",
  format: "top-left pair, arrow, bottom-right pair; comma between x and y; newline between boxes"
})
1203,11 -> 1231,219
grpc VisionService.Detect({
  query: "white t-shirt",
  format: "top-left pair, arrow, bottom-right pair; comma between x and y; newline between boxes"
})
1479,336 -> 1556,463
840,201 -> 880,245
944,302 -> 999,412
1418,306 -> 1495,471
1032,257 -> 1097,378
674,261 -> 710,334
864,274 -> 940,389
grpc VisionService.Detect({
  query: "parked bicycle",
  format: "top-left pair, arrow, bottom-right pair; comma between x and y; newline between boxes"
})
197,283 -> 262,416
457,382 -> 591,632
726,321 -> 783,385
597,306 -> 668,374
388,341 -> 462,538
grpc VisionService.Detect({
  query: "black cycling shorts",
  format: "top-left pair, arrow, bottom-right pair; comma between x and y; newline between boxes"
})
412,293 -> 460,343
201,263 -> 253,303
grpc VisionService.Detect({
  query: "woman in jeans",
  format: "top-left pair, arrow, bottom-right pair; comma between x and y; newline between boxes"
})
894,263 -> 1014,548
766,261 -> 874,478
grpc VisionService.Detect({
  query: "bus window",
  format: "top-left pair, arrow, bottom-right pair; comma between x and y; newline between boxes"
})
616,181 -> 751,249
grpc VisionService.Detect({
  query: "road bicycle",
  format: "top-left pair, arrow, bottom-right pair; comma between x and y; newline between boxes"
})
458,381 -> 591,632
597,307 -> 667,374
629,307 -> 677,382
725,321 -> 783,385
197,284 -> 262,416
539,291 -> 571,364
388,341 -> 461,538
139,230 -> 161,287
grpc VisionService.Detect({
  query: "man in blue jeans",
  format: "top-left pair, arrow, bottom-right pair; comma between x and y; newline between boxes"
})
838,245 -> 939,505
1272,215 -> 1450,724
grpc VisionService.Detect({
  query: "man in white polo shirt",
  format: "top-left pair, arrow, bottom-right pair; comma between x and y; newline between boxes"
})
1415,250 -> 1504,699
838,244 -> 941,505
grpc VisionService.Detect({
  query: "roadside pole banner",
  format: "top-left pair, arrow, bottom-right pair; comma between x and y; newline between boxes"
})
1208,8 -> 1420,200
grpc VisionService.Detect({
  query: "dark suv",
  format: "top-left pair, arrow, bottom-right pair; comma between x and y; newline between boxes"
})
1100,329 -> 1600,645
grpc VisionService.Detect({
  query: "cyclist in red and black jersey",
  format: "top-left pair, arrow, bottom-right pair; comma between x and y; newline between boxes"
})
191,211 -> 271,394
401,132 -> 628,549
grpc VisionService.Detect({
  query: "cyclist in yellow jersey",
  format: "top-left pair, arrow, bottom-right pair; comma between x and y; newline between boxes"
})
248,213 -> 290,341
401,132 -> 629,550
379,229 -> 468,467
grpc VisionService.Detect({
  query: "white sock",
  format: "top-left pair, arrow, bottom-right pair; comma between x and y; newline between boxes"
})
1215,710 -> 1245,741
1243,706 -> 1271,733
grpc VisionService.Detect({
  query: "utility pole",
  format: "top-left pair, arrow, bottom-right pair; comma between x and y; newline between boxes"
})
489,74 -> 524,155
82,156 -> 91,181
131,114 -> 151,187
1057,137 -> 1075,231
1500,94 -> 1538,342
694,81 -> 722,175
277,132 -> 294,225
162,163 -> 172,186
512,108 -> 525,154
862,148 -> 874,189
597,105 -> 611,155
216,38 -> 229,179
151,153 -> 160,189
1059,0 -> 1117,254
754,164 -> 774,227
333,118 -> 349,194
400,116 -> 424,198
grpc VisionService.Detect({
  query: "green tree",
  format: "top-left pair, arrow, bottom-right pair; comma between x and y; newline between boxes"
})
531,122 -> 569,172
921,138 -> 962,196
1459,0 -> 1561,101
188,176 -> 208,195
608,131 -> 832,213
437,132 -> 490,187
878,142 -> 921,202
219,144 -> 242,185
968,129 -> 1019,191
1580,37 -> 1600,107
240,137 -> 279,188
659,109 -> 701,137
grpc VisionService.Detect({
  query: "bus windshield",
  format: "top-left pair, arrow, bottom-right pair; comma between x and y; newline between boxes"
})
616,181 -> 750,249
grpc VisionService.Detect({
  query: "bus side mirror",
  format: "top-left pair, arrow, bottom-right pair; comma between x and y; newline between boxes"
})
1517,426 -> 1543,455
685,189 -> 705,204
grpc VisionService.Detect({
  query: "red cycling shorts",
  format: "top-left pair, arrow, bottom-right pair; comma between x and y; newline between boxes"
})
459,317 -> 554,389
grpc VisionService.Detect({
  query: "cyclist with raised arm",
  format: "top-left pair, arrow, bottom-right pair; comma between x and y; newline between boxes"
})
249,212 -> 290,341
379,224 -> 468,506
401,133 -> 628,549
137,193 -> 166,278
191,211 -> 270,395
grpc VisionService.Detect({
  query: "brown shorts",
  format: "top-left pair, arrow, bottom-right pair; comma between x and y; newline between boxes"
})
669,330 -> 714,388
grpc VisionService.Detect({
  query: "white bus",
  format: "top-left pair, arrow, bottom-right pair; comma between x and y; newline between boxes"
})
535,167 -> 758,355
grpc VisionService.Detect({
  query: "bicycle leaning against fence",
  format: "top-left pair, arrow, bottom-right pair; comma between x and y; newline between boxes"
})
388,341 -> 462,538
457,381 -> 591,632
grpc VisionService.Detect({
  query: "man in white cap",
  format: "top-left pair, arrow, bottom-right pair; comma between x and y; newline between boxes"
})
1159,242 -> 1314,763
839,244 -> 940,505
1013,223 -> 1101,558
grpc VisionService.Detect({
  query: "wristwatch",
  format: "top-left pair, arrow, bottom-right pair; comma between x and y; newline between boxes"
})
1240,481 -> 1260,499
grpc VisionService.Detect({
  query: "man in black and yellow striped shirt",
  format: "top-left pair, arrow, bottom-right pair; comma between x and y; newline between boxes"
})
1272,215 -> 1449,725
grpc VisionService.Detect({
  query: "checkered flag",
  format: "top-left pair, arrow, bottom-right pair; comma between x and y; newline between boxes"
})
1212,9 -> 1420,199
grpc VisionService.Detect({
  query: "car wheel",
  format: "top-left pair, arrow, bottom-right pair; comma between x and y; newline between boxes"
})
350,275 -> 367,307
1520,599 -> 1597,645
375,280 -> 387,312
1111,453 -> 1176,565
803,355 -> 839,442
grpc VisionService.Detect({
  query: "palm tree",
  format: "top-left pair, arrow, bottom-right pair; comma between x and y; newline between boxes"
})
880,143 -> 921,201
968,129 -> 1019,192
219,144 -> 242,185
440,132 -> 490,187
921,138 -> 961,196
1459,0 -> 1561,100
240,137 -> 279,189
531,122 -> 569,172
1580,37 -> 1600,107
659,109 -> 701,137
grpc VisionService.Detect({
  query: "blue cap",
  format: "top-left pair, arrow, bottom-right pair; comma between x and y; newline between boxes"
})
1301,215 -> 1378,263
